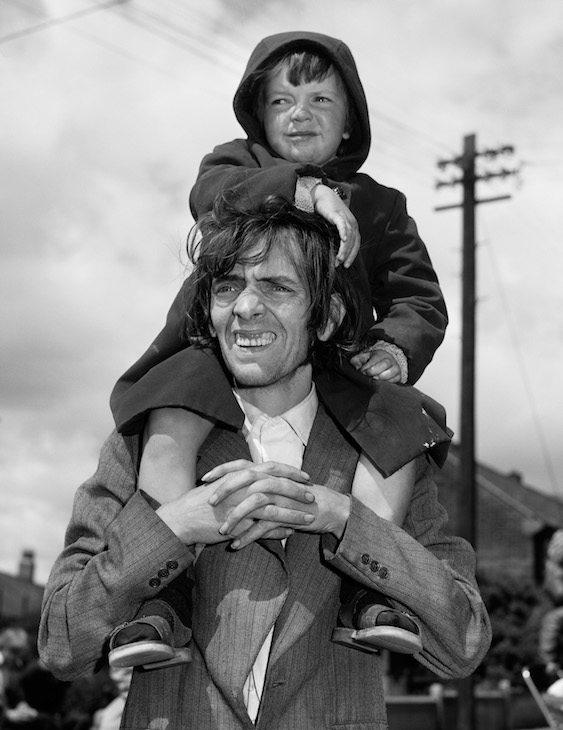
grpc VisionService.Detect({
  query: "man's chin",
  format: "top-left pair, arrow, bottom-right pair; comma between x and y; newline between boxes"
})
229,364 -> 269,389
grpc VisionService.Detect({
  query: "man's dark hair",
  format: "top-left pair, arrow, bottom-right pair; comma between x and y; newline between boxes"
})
183,192 -> 361,370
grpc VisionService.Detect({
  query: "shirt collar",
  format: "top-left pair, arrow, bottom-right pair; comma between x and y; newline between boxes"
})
233,385 -> 318,447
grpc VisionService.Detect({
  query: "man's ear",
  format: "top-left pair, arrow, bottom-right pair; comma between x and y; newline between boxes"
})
317,294 -> 346,342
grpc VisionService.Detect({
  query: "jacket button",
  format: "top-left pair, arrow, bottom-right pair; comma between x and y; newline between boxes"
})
148,578 -> 161,588
157,569 -> 170,579
166,560 -> 179,571
370,560 -> 380,572
361,554 -> 370,565
378,566 -> 389,579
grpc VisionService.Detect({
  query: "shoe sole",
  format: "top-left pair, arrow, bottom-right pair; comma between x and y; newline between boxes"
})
331,626 -> 422,655
109,641 -> 177,668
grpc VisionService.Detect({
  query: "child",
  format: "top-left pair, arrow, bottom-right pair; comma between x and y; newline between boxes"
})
107,31 -> 449,669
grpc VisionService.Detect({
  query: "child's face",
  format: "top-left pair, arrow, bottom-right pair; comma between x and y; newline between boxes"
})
262,65 -> 350,167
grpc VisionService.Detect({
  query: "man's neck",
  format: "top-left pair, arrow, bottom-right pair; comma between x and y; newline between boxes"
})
234,364 -> 313,417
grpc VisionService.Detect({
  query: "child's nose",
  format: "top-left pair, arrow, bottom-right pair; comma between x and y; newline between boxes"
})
291,103 -> 312,121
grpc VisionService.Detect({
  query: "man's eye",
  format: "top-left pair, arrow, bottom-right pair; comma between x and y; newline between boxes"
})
214,283 -> 236,295
268,283 -> 291,294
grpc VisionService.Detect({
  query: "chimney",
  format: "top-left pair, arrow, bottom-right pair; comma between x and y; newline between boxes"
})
19,550 -> 35,583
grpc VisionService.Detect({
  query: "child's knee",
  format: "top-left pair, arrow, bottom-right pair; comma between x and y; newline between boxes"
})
146,408 -> 213,447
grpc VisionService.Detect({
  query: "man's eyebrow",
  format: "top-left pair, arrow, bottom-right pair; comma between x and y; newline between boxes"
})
259,274 -> 299,286
213,273 -> 242,284
213,272 -> 301,287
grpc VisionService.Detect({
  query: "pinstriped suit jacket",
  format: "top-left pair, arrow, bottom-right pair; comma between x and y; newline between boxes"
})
39,405 -> 491,730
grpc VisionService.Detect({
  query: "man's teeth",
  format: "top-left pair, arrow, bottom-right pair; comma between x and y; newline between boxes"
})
235,332 -> 276,347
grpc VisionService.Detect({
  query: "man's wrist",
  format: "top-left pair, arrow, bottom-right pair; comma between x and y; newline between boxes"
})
330,493 -> 351,541
156,502 -> 196,546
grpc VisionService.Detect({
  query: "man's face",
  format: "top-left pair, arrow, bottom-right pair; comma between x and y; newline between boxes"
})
210,238 -> 313,410
262,65 -> 350,167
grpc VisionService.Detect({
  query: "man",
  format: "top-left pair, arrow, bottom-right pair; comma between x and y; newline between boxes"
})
39,195 -> 491,730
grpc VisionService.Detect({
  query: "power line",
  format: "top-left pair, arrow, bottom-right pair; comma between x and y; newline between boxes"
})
369,104 -> 454,159
480,221 -> 561,499
115,4 -> 242,77
2,0 -> 188,80
0,0 -> 130,45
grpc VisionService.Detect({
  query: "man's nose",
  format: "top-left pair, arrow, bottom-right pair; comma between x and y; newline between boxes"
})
233,288 -> 264,318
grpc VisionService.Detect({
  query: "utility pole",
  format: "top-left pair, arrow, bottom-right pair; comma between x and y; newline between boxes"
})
436,133 -> 517,730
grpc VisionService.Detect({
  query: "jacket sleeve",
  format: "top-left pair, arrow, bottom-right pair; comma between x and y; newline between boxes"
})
38,432 -> 195,681
322,455 -> 491,679
189,139 -> 317,218
352,178 -> 448,383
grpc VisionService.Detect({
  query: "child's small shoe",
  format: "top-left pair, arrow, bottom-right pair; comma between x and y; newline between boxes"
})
108,615 -> 192,670
331,589 -> 422,655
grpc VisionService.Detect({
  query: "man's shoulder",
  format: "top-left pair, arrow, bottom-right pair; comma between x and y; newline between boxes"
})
96,430 -> 140,481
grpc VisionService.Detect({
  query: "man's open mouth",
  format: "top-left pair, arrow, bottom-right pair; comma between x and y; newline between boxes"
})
234,332 -> 276,347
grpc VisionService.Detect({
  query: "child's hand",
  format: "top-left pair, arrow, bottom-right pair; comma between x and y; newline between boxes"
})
350,347 -> 402,383
311,184 -> 360,268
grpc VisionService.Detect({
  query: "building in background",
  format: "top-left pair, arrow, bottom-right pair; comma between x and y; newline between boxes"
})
435,444 -> 563,584
0,551 -> 44,623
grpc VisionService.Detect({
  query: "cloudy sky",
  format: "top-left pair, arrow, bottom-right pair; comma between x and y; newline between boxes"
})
1,0 -> 562,584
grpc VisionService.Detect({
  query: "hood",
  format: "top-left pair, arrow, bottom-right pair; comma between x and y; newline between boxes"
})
233,31 -> 371,178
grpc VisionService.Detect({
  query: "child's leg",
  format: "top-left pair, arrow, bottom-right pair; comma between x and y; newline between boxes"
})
108,573 -> 195,669
138,407 -> 214,503
109,408 -> 213,670
351,456 -> 414,526
332,459 -> 423,655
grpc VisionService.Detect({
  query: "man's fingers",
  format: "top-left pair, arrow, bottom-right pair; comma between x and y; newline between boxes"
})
208,466 -> 312,505
230,523 -> 294,550
203,459 -> 309,483
225,516 -> 256,538
201,459 -> 254,482
219,493 -> 315,535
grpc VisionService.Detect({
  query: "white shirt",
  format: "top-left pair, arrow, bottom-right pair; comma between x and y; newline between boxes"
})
233,385 -> 379,723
